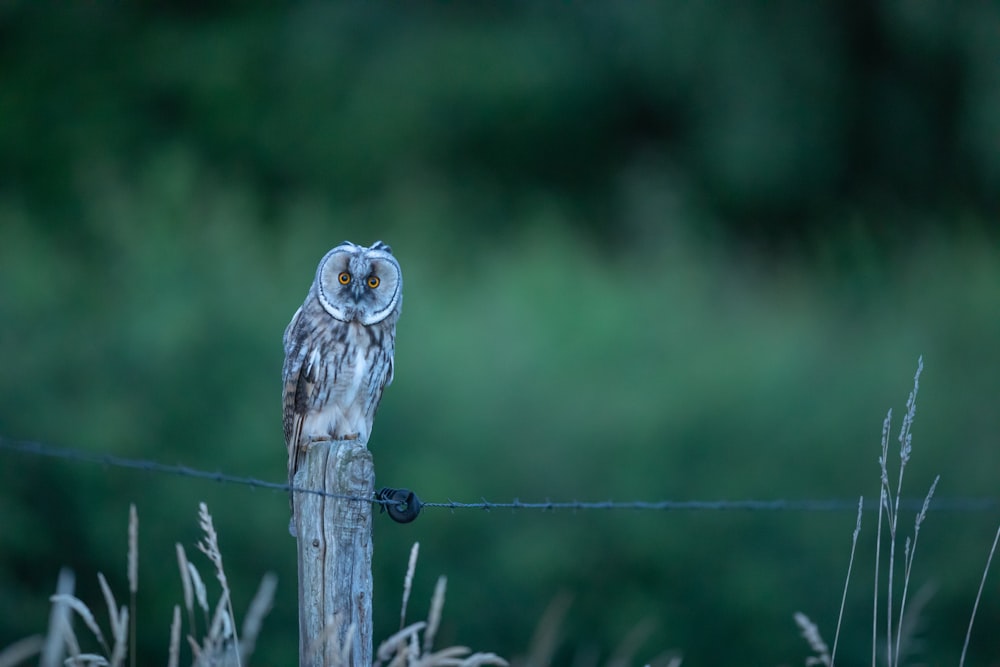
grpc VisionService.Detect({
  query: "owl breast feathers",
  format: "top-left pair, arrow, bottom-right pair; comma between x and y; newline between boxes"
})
282,240 -> 402,521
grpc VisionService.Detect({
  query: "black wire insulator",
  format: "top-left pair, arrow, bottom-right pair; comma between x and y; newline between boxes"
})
375,487 -> 422,523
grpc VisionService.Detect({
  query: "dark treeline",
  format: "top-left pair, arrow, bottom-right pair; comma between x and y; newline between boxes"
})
1,2 -> 995,246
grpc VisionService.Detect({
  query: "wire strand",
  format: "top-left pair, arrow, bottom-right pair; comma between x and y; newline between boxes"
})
1,435 -> 997,514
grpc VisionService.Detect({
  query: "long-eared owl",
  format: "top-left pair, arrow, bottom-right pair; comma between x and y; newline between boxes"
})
281,241 -> 402,525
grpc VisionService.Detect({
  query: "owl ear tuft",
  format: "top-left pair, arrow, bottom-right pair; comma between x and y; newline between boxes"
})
371,240 -> 393,254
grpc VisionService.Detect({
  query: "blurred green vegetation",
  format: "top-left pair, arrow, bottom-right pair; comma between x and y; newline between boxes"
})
1,3 -> 999,665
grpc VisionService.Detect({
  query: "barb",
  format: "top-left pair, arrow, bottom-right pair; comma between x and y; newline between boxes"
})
1,435 -> 998,514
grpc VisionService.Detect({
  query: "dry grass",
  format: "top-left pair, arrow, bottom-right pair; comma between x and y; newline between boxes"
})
795,359 -> 1000,667
374,541 -> 509,667
1,511 -> 507,667
0,503 -> 276,667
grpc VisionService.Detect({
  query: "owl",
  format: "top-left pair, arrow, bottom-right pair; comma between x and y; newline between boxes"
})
282,241 -> 402,524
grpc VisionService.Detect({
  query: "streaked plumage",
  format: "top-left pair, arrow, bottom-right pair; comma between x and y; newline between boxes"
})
282,241 -> 402,527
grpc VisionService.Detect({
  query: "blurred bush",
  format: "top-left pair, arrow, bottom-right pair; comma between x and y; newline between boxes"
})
1,3 -> 999,666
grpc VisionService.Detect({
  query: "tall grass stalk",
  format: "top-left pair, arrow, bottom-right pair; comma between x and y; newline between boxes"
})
127,504 -> 137,667
893,476 -> 938,663
195,502 -> 240,667
175,543 -> 195,633
400,542 -> 420,631
167,606 -> 180,667
423,576 -> 447,655
874,358 -> 924,667
872,413 -> 890,667
959,523 -> 1000,667
41,569 -> 75,667
829,497 -> 863,667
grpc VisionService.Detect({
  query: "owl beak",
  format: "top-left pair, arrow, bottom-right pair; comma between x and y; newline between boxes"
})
342,283 -> 365,320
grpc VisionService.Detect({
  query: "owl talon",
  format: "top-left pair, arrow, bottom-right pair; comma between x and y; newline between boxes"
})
300,435 -> 331,452
298,434 -> 360,453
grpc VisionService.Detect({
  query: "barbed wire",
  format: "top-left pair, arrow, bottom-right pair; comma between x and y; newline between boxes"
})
0,436 -> 375,504
2,435 -> 998,515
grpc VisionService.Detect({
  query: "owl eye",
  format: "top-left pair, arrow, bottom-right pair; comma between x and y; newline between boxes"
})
367,275 -> 380,288
338,271 -> 351,285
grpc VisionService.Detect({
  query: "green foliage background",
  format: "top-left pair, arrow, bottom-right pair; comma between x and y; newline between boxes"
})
1,3 -> 999,665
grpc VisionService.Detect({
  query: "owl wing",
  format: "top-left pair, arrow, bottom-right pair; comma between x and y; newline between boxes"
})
281,307 -> 313,504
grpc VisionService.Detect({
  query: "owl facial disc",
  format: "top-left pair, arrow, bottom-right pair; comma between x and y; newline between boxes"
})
315,241 -> 402,325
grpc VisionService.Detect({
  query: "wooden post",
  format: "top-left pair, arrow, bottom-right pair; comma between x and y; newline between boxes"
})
293,439 -> 374,667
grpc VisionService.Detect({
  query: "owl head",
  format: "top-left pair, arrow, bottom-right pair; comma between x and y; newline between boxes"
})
314,241 -> 402,325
